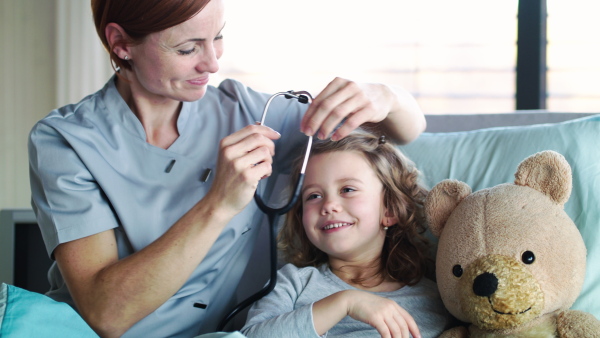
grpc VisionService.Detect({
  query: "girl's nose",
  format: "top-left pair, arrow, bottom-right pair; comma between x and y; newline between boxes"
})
321,198 -> 341,215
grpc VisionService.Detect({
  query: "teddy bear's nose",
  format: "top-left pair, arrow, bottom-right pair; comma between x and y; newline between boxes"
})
473,272 -> 499,297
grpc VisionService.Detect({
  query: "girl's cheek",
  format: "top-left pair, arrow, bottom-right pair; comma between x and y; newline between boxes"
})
302,205 -> 319,225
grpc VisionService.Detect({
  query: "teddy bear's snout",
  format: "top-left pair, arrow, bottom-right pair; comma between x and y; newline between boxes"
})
459,254 -> 545,330
473,272 -> 498,297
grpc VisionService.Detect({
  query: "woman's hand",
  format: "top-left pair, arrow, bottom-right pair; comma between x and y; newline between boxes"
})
204,123 -> 281,216
300,77 -> 425,144
312,290 -> 421,338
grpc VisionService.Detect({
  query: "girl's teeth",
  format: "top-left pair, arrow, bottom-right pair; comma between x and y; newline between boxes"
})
323,223 -> 349,230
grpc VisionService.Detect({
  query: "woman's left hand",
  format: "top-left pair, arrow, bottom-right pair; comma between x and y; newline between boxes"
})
300,77 -> 425,144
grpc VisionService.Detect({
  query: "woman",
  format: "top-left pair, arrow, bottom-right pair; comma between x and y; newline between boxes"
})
28,0 -> 426,337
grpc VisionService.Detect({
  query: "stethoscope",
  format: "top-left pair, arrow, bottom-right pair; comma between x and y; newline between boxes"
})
217,90 -> 314,331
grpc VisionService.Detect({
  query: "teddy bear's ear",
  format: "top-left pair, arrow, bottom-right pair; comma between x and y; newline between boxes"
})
425,179 -> 472,237
514,150 -> 572,206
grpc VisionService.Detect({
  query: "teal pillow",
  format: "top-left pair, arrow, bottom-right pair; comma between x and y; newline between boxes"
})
0,283 -> 98,337
400,114 -> 600,319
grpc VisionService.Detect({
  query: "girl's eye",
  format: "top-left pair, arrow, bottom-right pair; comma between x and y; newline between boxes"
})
341,187 -> 356,194
178,47 -> 196,55
215,35 -> 224,41
306,193 -> 321,201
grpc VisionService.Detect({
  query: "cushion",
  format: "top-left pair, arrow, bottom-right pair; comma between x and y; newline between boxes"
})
400,114 -> 600,319
0,283 -> 98,337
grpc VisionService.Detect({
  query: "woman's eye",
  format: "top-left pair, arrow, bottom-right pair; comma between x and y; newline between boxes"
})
341,187 -> 356,194
215,35 -> 223,41
178,47 -> 196,55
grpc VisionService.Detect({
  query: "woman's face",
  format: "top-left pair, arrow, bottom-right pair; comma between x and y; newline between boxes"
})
127,0 -> 225,103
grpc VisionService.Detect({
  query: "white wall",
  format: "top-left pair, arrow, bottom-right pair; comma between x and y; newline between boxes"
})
0,0 -> 111,210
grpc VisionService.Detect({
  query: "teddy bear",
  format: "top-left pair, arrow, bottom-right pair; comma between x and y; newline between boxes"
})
424,150 -> 600,337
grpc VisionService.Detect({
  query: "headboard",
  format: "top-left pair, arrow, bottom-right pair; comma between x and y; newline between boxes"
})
0,209 -> 52,294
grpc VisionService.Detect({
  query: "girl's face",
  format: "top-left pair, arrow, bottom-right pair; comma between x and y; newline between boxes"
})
127,0 -> 224,103
301,151 -> 389,264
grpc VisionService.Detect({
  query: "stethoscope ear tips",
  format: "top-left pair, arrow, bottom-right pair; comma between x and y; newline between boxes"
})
297,95 -> 309,104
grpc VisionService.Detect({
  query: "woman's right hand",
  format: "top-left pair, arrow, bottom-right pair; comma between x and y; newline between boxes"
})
205,123 -> 281,215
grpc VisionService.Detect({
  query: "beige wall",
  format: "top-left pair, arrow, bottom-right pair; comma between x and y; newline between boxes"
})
0,0 -> 111,210
1,0 -> 57,209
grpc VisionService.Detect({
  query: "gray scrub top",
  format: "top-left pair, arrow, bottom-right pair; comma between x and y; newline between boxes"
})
28,76 -> 308,337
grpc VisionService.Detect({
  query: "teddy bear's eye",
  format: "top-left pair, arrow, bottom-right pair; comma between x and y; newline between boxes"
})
522,251 -> 535,264
452,265 -> 463,277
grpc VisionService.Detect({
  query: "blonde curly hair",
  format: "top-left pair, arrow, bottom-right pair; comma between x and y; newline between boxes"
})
278,129 -> 431,287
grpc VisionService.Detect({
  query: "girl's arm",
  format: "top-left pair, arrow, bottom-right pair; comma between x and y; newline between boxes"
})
312,290 -> 422,338
241,265 -> 322,338
300,77 -> 426,145
242,265 -> 421,338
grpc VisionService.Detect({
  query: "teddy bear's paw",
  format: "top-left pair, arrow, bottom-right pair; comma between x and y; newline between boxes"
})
439,326 -> 469,338
556,310 -> 600,338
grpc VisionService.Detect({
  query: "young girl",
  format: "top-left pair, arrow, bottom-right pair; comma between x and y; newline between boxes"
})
241,130 -> 450,338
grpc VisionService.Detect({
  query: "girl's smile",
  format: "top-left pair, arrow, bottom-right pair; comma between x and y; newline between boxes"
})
321,221 -> 355,232
301,150 -> 390,263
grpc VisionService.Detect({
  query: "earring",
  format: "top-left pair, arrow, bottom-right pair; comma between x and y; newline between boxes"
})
383,226 -> 389,231
124,55 -> 129,60
383,219 -> 389,231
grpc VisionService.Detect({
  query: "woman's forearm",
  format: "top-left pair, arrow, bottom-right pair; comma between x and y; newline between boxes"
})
55,197 -> 235,337
370,84 -> 426,144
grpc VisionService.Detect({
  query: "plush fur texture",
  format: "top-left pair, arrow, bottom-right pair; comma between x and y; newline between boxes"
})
425,151 -> 600,337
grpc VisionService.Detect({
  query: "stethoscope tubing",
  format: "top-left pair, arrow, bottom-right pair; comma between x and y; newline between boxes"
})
217,91 -> 313,331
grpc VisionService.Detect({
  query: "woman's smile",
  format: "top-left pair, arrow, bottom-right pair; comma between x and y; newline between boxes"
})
187,76 -> 210,86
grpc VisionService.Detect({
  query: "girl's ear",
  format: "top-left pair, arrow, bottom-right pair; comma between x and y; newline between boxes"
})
105,23 -> 131,59
382,211 -> 399,228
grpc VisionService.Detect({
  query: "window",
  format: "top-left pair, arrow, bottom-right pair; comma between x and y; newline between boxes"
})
216,0 -> 600,114
547,0 -> 600,112
216,0 -> 518,114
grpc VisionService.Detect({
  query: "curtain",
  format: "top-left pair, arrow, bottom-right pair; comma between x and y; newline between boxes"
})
56,0 -> 112,107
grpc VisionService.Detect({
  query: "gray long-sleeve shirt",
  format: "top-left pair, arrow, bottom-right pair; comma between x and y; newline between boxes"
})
241,263 -> 451,338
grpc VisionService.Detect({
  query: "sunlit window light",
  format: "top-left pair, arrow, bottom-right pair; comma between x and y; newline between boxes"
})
215,0 -> 600,114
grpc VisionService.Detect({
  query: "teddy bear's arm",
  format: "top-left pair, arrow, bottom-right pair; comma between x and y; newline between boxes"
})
439,326 -> 469,338
556,309 -> 600,338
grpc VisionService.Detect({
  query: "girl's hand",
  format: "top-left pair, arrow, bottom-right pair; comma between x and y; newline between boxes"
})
313,290 -> 421,338
205,124 -> 281,216
300,77 -> 393,141
346,291 -> 421,338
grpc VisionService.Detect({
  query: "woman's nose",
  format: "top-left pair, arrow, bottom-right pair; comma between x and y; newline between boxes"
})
196,44 -> 220,74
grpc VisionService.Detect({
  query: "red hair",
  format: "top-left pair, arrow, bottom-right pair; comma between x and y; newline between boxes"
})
91,0 -> 210,71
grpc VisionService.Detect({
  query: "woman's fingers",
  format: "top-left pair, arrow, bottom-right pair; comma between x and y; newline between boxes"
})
220,124 -> 280,154
301,78 -> 357,138
207,124 -> 280,214
301,78 -> 387,141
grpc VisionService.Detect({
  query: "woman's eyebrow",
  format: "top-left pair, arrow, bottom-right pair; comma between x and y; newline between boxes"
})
174,22 -> 226,47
